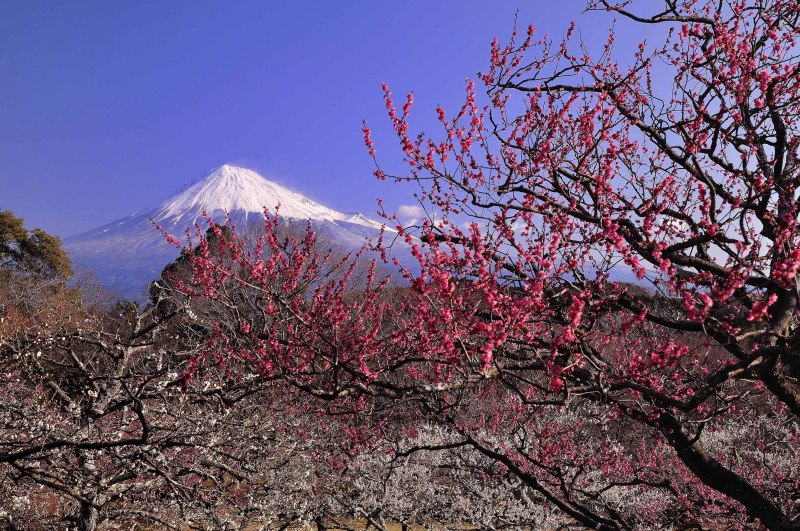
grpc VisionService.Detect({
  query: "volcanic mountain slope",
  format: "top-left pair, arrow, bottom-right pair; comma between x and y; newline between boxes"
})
66,164 -> 391,300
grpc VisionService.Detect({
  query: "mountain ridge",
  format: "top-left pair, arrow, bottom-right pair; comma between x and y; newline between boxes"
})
66,164 -> 390,300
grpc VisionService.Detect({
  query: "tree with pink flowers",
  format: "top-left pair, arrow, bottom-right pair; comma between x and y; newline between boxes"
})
171,1 -> 800,529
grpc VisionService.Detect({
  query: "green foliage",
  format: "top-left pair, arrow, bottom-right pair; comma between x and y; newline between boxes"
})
0,210 -> 72,279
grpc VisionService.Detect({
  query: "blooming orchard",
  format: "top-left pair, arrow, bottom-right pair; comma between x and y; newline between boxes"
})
174,1 -> 800,529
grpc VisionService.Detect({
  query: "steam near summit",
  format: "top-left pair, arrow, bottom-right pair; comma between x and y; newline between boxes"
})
66,164 -> 387,299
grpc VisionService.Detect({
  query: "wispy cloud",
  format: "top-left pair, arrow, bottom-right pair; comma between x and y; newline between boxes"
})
397,204 -> 424,226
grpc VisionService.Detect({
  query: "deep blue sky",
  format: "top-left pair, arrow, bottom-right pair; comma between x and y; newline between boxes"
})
1,1 -> 644,236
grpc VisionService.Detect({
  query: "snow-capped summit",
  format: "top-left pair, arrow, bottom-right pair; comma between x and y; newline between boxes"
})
66,164 -> 388,299
150,164 -> 382,229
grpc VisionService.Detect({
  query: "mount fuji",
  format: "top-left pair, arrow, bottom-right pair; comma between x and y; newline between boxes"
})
66,164 -> 392,300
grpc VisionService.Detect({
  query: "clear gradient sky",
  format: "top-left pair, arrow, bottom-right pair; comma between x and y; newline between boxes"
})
1,1 -> 650,237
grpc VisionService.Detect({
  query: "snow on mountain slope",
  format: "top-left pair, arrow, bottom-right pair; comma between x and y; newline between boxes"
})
152,164 -> 385,228
66,164 -> 391,300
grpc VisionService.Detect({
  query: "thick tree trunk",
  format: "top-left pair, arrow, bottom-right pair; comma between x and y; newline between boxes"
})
660,413 -> 799,530
77,501 -> 98,531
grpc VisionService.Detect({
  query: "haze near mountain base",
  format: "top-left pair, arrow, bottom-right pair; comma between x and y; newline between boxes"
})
65,164 -> 390,300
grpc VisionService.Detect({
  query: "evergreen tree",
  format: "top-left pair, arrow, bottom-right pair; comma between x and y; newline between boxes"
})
0,210 -> 71,279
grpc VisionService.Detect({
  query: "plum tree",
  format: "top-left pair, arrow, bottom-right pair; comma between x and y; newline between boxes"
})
163,1 -> 800,528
